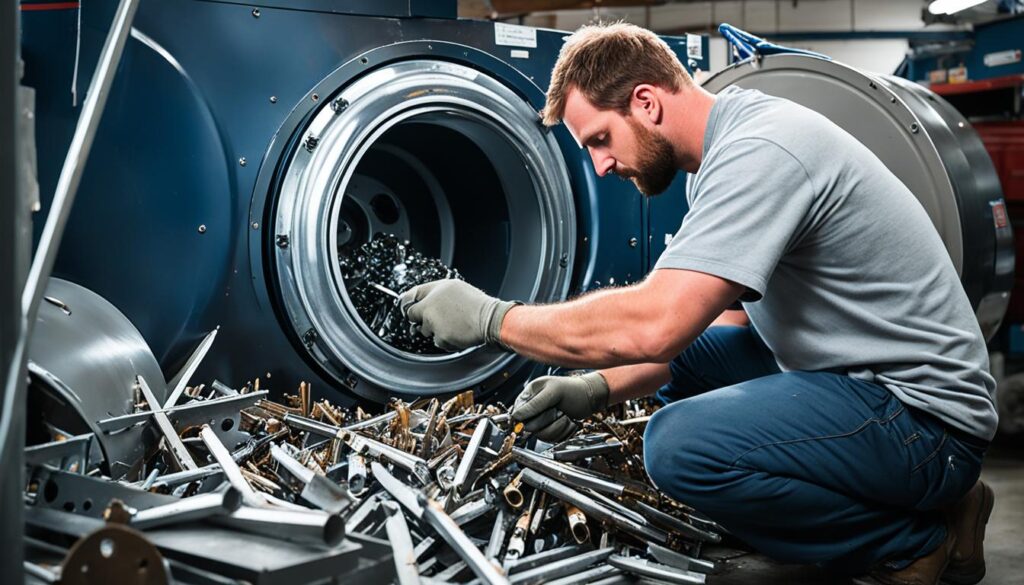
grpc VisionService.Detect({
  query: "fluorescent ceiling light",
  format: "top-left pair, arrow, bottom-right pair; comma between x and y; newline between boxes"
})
928,0 -> 989,15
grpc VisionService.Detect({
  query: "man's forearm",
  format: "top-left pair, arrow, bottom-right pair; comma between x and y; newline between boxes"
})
601,362 -> 672,405
499,285 -> 666,368
498,270 -> 743,369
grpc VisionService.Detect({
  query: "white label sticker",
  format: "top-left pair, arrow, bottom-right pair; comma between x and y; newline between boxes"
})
431,62 -> 478,81
495,23 -> 537,48
686,34 -> 703,59
510,49 -> 530,59
984,49 -> 1021,68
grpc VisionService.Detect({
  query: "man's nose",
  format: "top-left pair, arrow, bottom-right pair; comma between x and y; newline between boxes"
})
589,149 -> 615,177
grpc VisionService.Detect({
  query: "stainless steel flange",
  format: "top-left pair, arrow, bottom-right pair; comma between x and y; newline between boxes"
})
274,59 -> 576,399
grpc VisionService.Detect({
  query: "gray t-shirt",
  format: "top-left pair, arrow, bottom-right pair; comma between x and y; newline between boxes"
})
655,86 -> 997,441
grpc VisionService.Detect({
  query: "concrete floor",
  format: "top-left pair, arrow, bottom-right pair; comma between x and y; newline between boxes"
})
707,442 -> 1024,584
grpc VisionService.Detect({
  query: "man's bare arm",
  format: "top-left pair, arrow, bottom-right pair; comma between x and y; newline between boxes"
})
499,269 -> 744,369
599,362 -> 672,404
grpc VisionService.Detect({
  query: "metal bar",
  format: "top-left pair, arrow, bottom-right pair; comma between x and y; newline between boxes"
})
138,375 -> 198,471
519,469 -> 667,544
551,440 -> 623,462
512,448 -> 626,499
484,508 -> 508,561
211,506 -> 345,547
146,465 -> 223,491
634,501 -> 721,543
164,327 -> 218,408
373,462 -> 507,585
508,548 -> 613,585
198,425 -> 262,507
371,462 -> 424,518
23,561 -> 59,583
0,0 -> 22,571
98,390 -> 266,433
545,564 -> 620,585
130,488 -> 242,530
422,498 -> 509,585
607,555 -> 706,584
383,501 -> 422,585
453,418 -> 490,495
346,431 -> 430,484
270,443 -> 354,514
506,545 -> 585,574
24,434 -> 93,468
646,543 -> 715,574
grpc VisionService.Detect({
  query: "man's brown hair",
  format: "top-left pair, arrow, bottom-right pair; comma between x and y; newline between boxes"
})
541,22 -> 692,127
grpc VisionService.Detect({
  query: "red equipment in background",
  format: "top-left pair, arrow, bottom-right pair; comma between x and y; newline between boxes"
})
975,121 -> 1024,323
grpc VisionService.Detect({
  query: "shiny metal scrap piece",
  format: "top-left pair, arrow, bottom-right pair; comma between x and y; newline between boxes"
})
26,375 -> 727,584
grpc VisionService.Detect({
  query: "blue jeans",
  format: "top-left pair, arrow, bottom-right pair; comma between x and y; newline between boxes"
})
645,326 -> 987,573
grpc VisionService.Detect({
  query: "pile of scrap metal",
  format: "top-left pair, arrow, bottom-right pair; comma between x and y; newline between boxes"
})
24,378 -> 724,584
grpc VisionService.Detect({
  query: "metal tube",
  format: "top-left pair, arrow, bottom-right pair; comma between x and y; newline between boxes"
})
453,418 -> 490,494
342,410 -> 398,432
130,488 -> 242,529
212,506 -> 345,547
607,555 -> 706,584
199,425 -> 262,507
139,469 -> 161,491
519,469 -> 667,544
503,470 -> 525,508
210,380 -> 238,396
347,453 -> 368,495
283,412 -> 339,437
508,547 -> 613,585
565,505 -> 590,544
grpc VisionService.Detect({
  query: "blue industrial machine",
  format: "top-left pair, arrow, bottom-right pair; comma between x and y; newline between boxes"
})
21,0 -> 709,405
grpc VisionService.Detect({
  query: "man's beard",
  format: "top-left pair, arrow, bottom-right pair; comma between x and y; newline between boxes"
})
619,117 -> 678,196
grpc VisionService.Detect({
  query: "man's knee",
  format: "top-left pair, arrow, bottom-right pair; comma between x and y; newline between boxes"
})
644,403 -> 715,499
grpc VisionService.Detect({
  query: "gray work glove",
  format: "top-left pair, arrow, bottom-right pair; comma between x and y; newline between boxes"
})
511,372 -> 610,442
399,279 -> 519,352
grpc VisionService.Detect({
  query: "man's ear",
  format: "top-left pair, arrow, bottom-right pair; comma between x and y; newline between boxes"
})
631,84 -> 662,125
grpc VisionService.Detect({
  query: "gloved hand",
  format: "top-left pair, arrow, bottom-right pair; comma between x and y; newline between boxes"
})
399,279 -> 519,352
511,372 -> 610,442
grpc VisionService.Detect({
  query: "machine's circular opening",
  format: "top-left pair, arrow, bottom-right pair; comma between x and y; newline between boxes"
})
334,110 -> 552,356
273,59 -> 575,399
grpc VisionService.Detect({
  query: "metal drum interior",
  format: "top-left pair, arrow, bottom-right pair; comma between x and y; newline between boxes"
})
273,59 -> 576,400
